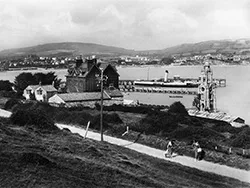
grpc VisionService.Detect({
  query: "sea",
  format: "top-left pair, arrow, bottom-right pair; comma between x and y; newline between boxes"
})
0,65 -> 249,124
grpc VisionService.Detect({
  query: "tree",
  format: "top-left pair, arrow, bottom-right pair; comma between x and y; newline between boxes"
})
0,80 -> 13,91
34,72 -> 61,89
14,72 -> 61,97
14,72 -> 34,97
168,101 -> 188,115
161,57 -> 174,65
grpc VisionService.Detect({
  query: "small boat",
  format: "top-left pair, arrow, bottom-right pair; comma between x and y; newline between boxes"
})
169,95 -> 183,98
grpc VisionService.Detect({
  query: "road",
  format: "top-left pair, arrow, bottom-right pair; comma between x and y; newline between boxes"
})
0,108 -> 249,183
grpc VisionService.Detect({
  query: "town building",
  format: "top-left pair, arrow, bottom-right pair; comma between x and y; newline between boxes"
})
66,57 -> 120,93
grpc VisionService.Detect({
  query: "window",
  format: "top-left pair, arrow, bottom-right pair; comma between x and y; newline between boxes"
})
37,89 -> 43,95
26,89 -> 32,95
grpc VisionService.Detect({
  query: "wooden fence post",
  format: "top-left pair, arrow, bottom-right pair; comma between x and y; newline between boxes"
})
84,121 -> 90,139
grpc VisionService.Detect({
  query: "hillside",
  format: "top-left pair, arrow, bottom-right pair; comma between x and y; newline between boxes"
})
0,117 -> 249,188
0,42 -> 135,57
1,39 -> 250,58
158,39 -> 250,56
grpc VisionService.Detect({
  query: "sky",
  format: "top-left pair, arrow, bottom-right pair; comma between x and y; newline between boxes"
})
0,0 -> 250,50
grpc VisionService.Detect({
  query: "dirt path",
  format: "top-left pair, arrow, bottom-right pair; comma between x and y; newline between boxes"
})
0,109 -> 249,183
57,123 -> 250,184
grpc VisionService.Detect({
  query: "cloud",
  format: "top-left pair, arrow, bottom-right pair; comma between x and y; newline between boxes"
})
0,0 -> 249,50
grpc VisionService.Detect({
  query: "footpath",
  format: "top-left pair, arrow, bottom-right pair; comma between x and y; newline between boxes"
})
0,108 -> 249,183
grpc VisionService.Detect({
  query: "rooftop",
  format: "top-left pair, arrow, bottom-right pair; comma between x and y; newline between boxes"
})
57,92 -> 111,102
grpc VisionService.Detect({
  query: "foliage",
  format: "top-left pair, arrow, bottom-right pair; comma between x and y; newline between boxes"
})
91,113 -> 123,130
160,56 -> 174,65
137,111 -> 178,135
14,72 -> 61,97
0,80 -> 13,91
230,128 -> 250,149
168,101 -> 188,115
10,108 -> 57,131
4,98 -> 22,110
171,126 -> 224,141
97,104 -> 160,114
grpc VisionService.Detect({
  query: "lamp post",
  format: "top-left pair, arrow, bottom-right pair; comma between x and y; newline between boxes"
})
96,69 -> 108,142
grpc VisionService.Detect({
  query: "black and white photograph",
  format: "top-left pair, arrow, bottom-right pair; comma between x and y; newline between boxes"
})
0,0 -> 250,187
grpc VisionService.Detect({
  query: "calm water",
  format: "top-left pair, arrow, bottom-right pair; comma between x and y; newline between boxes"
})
1,65 -> 249,124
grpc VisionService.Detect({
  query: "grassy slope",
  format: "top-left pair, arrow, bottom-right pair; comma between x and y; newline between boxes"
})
6,102 -> 250,170
0,117 -> 249,188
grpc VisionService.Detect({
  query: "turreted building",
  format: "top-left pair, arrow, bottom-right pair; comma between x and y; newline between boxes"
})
198,61 -> 216,112
66,57 -> 119,93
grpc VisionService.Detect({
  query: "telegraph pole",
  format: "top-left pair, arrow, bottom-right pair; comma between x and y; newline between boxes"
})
96,68 -> 108,142
100,69 -> 104,142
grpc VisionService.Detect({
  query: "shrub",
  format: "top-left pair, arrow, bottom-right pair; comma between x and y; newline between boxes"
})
4,98 -> 21,110
137,111 -> 178,135
54,110 -> 92,125
230,128 -> 250,149
168,101 -> 188,115
99,104 -> 156,114
171,127 -> 224,141
103,113 -> 123,124
91,113 -> 123,129
10,108 -> 58,131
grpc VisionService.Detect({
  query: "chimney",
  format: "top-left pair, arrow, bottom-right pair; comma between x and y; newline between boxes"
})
75,58 -> 83,68
86,58 -> 97,71
164,70 -> 168,82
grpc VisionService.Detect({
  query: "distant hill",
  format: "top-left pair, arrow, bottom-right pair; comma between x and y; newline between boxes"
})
157,39 -> 250,56
0,42 -> 136,57
1,39 -> 250,57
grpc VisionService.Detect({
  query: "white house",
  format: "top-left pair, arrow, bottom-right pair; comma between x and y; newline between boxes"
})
23,84 -> 57,102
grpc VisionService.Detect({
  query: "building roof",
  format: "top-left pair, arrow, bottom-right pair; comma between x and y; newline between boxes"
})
188,109 -> 245,127
57,92 -> 111,102
104,89 -> 123,98
99,63 -> 119,75
27,85 -> 57,92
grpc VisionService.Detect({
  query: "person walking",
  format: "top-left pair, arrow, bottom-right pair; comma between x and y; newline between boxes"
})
165,140 -> 174,158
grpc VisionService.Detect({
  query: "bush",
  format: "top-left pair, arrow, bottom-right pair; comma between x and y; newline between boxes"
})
171,127 -> 224,141
168,101 -> 188,115
10,108 -> 58,131
91,113 -> 123,130
54,110 -> 92,125
99,104 -> 157,114
103,113 -> 123,124
137,111 -> 178,135
4,98 -> 21,110
230,128 -> 250,149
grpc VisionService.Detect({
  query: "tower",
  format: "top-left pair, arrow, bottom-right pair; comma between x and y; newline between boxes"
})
198,61 -> 216,112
